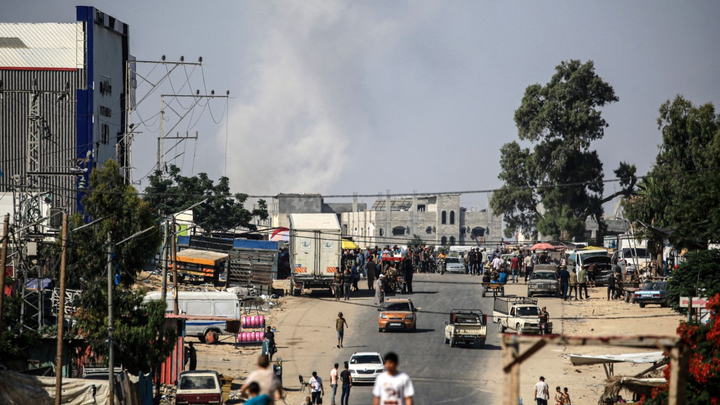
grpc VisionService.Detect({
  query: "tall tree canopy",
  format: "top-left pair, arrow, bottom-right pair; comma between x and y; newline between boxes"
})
490,60 -> 636,240
144,165 -> 268,235
625,96 -> 720,249
66,160 -> 175,373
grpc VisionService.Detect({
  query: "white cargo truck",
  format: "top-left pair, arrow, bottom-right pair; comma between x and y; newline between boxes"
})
289,213 -> 342,296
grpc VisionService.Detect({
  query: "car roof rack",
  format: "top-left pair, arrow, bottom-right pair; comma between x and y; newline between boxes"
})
450,309 -> 484,315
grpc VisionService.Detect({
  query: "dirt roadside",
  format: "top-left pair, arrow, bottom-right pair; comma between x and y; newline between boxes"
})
507,283 -> 682,404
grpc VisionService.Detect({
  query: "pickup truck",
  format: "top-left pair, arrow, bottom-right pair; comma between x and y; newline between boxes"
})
444,309 -> 487,348
493,297 -> 552,335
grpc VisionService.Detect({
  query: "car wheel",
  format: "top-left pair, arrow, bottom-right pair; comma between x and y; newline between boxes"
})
444,336 -> 449,344
639,303 -> 646,308
413,323 -> 417,332
527,291 -> 532,297
498,322 -> 505,333
481,290 -> 486,297
517,326 -> 523,336
450,338 -> 455,347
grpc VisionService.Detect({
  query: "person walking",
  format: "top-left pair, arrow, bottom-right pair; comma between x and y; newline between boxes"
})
241,355 -> 284,404
524,253 -> 533,282
403,255 -> 414,294
343,268 -> 353,300
534,376 -> 550,405
510,255 -> 519,283
330,363 -> 339,405
336,312 -> 348,348
538,307 -> 550,335
558,266 -> 570,301
577,266 -> 588,299
563,387 -> 572,405
607,270 -> 616,300
309,371 -> 324,405
374,274 -> 385,307
568,270 -> 578,301
366,256 -> 376,291
333,270 -> 343,301
351,264 -> 359,291
185,341 -> 197,371
340,362 -> 352,405
372,352 -> 414,405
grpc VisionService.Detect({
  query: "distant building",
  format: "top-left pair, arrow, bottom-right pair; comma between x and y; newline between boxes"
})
269,193 -> 367,229
340,194 -> 502,248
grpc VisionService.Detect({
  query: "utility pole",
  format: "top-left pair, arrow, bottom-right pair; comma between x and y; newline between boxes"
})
171,217 -> 178,315
54,213 -> 68,405
107,232 -> 115,405
161,220 -> 168,301
0,214 -> 10,348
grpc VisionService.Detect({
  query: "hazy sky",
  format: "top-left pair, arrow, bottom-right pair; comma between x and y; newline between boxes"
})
4,1 -> 720,210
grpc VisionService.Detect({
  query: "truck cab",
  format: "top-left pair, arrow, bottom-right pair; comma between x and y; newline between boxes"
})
493,297 -> 551,335
444,309 -> 487,348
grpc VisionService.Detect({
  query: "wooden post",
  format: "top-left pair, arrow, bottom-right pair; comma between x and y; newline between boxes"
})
172,217 -> 178,315
668,344 -> 689,405
54,213 -> 68,405
503,336 -> 521,405
0,214 -> 10,349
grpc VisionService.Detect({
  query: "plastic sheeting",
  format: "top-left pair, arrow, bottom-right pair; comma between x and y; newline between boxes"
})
0,370 -> 112,405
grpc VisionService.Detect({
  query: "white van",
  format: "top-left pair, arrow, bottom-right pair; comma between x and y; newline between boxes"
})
144,291 -> 240,342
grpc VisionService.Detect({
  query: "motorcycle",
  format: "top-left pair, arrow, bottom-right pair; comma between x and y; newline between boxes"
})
438,258 -> 446,275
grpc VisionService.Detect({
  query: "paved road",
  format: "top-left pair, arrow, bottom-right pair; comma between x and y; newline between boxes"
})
278,271 -> 508,405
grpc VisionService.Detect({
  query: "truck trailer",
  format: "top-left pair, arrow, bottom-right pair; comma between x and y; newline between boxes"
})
289,213 -> 342,296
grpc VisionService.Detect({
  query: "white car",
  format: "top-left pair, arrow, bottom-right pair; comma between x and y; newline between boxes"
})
445,257 -> 466,273
349,352 -> 384,383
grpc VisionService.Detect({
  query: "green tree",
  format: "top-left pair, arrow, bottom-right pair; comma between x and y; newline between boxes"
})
144,164 -> 268,234
625,96 -> 720,249
0,295 -> 40,359
665,249 -> 720,315
66,160 -> 175,374
490,60 -> 637,241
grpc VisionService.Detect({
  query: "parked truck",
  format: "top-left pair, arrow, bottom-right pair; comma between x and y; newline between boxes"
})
444,309 -> 487,348
493,297 -> 552,335
289,213 -> 342,296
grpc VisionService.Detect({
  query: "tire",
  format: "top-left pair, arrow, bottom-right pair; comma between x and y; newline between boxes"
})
527,291 -> 532,298
205,329 -> 219,344
444,336 -> 449,344
639,303 -> 646,308
198,334 -> 206,343
412,323 -> 417,332
379,327 -> 384,333
476,340 -> 486,349
517,326 -> 523,336
498,322 -> 505,333
481,290 -> 486,298
500,288 -> 505,297
450,338 -> 455,347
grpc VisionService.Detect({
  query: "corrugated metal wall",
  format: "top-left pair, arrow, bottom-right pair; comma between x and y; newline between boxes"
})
0,68 -> 85,214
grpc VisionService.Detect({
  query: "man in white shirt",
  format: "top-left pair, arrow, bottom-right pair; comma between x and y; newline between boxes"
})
329,363 -> 339,405
534,376 -> 549,405
309,371 -> 324,405
492,255 -> 502,271
372,352 -> 414,405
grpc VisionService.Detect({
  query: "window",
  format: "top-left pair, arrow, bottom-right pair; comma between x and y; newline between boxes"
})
449,236 -> 456,245
367,227 -> 372,236
441,211 -> 447,224
472,227 -> 485,237
450,211 -> 455,225
392,226 -> 406,236
441,236 -> 447,245
425,226 -> 433,234
343,224 -> 348,234
417,204 -> 426,212
379,228 -> 384,237
354,227 -> 358,235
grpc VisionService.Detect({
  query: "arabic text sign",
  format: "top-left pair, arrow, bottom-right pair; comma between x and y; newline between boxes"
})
679,297 -> 708,308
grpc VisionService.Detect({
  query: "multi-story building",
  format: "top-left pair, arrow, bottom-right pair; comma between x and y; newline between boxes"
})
340,194 -> 502,247
0,6 -> 130,223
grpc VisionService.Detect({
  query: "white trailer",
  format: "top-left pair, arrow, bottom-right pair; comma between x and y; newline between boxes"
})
289,213 -> 342,296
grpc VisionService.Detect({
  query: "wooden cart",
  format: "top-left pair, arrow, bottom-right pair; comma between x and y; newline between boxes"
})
481,282 -> 505,297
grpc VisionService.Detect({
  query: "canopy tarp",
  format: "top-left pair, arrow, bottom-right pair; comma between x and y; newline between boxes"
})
569,351 -> 664,366
176,248 -> 228,266
530,243 -> 556,251
342,239 -> 359,249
